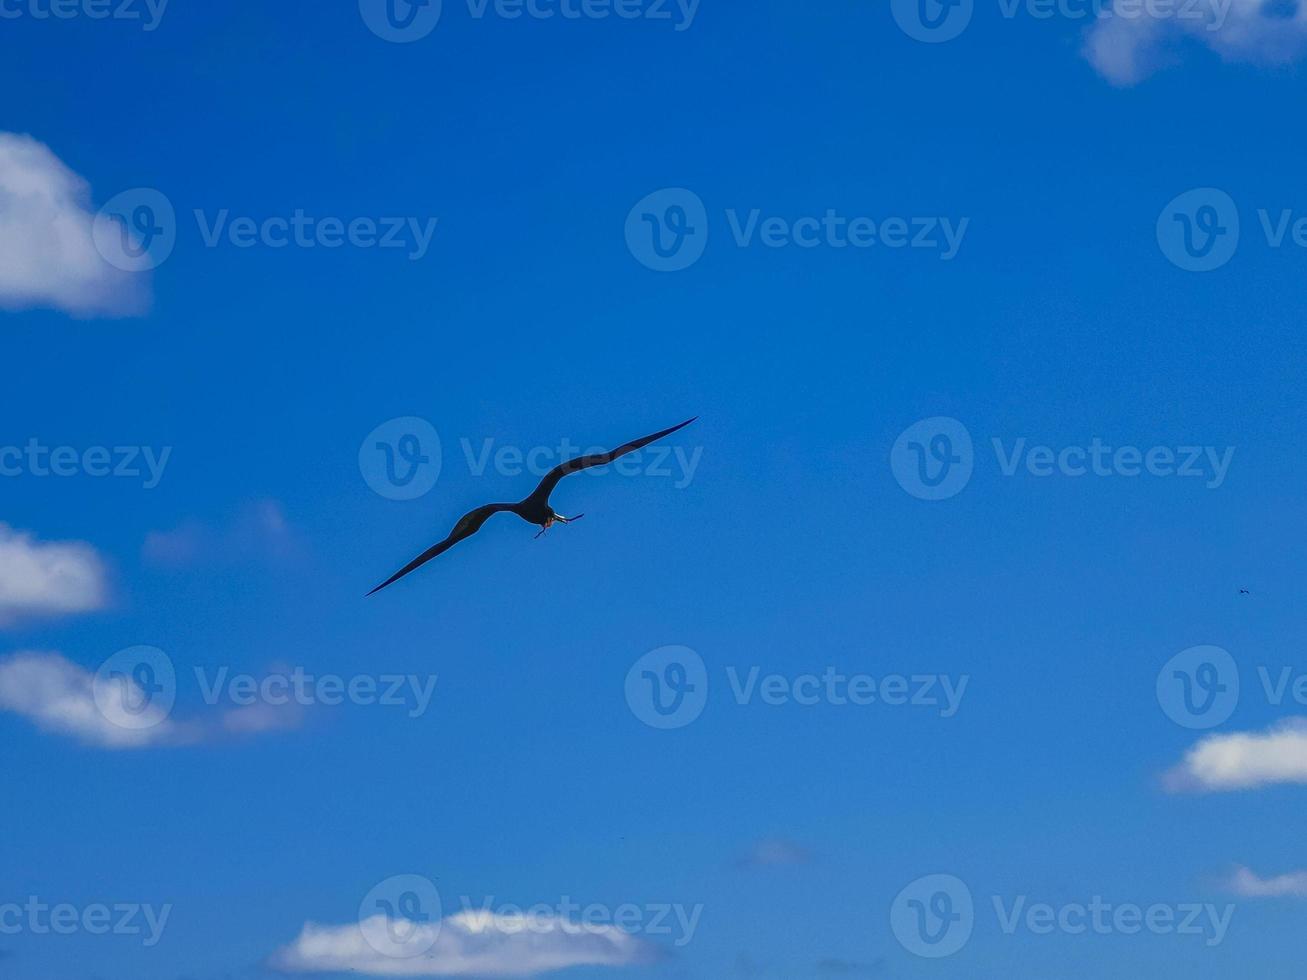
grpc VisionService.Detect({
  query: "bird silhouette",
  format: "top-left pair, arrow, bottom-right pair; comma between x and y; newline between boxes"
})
367,417 -> 697,595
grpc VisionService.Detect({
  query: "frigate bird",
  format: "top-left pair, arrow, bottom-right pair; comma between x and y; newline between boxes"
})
367,417 -> 697,595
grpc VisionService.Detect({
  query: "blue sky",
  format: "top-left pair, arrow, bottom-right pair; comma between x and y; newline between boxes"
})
4,1 -> 1307,978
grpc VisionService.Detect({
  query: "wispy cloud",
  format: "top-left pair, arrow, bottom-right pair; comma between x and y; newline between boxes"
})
736,953 -> 882,977
0,524 -> 109,625
816,958 -> 885,975
735,838 -> 812,869
0,132 -> 148,316
1084,0 -> 1307,86
0,651 -> 302,750
144,500 -> 300,568
220,699 -> 306,735
1225,865 -> 1307,898
270,910 -> 655,977
1166,719 -> 1307,792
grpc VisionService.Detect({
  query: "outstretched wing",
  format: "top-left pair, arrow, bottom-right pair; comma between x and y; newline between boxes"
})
366,503 -> 514,596
527,417 -> 698,505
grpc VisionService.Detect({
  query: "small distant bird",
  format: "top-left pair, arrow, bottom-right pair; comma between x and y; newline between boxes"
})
367,417 -> 697,595
1240,589 -> 1251,595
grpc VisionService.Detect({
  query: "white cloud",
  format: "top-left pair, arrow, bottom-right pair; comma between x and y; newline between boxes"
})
1226,865 -> 1307,898
0,132 -> 148,316
0,524 -> 109,625
0,651 -> 180,749
1166,718 -> 1307,791
1085,0 -> 1307,85
271,911 -> 655,977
